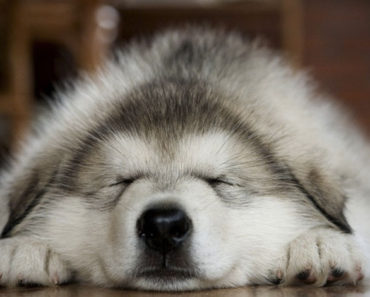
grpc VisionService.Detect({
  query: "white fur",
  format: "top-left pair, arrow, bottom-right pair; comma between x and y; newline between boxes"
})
0,28 -> 369,290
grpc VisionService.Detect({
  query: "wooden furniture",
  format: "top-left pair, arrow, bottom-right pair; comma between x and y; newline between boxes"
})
114,0 -> 304,65
0,0 -> 116,149
0,0 -> 303,150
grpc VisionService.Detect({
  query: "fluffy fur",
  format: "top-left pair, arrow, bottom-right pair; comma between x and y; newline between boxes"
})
0,27 -> 369,290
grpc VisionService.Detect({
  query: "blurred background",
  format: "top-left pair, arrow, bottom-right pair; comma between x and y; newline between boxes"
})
0,0 -> 369,165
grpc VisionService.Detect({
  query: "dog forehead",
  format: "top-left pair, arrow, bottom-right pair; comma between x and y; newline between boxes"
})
104,131 -> 241,171
175,132 -> 241,167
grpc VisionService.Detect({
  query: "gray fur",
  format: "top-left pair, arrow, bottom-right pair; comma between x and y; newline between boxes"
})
0,26 -> 369,289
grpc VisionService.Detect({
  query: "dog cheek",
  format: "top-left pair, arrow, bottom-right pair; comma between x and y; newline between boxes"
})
189,204 -> 237,280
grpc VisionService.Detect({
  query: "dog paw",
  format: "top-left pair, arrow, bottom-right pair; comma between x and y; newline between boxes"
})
0,237 -> 72,287
267,228 -> 365,286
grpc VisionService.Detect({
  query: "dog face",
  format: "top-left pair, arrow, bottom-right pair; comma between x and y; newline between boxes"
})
82,131 -> 311,290
0,80 -> 350,290
51,133 -> 307,289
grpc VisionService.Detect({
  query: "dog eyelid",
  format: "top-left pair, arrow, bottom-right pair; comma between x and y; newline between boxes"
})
205,177 -> 234,186
191,173 -> 234,186
109,178 -> 136,187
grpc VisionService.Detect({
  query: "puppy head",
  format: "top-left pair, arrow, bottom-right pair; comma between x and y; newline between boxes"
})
79,130 -> 310,290
3,80 -> 351,290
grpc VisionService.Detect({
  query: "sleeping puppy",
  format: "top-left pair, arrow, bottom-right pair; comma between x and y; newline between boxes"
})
0,27 -> 369,290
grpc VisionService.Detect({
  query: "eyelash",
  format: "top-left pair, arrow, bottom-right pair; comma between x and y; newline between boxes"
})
205,177 -> 234,186
110,176 -> 234,187
109,178 -> 136,187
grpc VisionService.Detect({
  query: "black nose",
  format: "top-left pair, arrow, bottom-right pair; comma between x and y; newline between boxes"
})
137,206 -> 192,254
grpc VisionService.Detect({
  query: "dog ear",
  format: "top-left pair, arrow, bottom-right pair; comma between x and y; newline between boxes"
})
293,167 -> 352,233
0,159 -> 58,238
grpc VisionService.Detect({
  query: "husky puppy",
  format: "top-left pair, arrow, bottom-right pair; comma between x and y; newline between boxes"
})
0,27 -> 369,290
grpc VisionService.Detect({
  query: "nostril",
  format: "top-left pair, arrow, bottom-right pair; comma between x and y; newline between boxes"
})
136,206 -> 192,253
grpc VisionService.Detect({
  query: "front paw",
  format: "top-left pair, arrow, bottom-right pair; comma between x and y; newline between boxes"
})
267,228 -> 365,286
0,237 -> 72,287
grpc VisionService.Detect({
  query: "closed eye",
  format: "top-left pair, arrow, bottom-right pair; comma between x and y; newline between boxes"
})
109,178 -> 136,187
191,173 -> 235,187
205,177 -> 234,187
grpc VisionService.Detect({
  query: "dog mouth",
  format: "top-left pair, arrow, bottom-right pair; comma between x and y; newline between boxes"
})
134,250 -> 199,284
136,267 -> 198,281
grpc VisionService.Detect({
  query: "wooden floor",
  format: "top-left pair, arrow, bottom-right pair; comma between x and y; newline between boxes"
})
0,285 -> 369,297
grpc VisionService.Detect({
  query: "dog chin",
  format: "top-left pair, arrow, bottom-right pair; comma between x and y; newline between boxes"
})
131,276 -> 204,291
126,262 -> 247,291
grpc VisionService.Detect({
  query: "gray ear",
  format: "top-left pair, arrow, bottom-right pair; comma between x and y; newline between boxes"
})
0,161 -> 58,238
292,167 -> 352,233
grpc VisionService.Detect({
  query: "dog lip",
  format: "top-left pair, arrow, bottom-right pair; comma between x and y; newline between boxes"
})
136,268 -> 198,280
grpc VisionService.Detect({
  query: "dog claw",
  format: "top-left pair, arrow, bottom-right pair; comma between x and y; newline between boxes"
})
327,268 -> 346,284
268,270 -> 284,285
331,268 -> 345,278
52,274 -> 60,286
352,265 -> 364,285
272,275 -> 283,285
276,270 -> 284,282
296,269 -> 316,284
